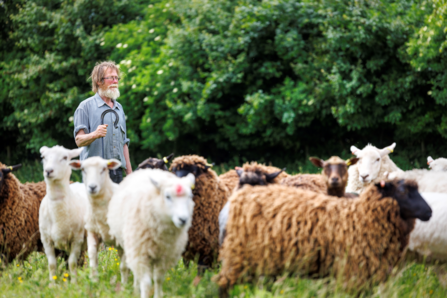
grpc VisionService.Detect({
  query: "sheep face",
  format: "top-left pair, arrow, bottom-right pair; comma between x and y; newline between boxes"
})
40,146 -> 83,181
351,143 -> 396,184
310,156 -> 358,189
150,173 -> 195,228
427,156 -> 447,172
69,157 -> 121,195
376,179 -> 432,222
172,164 -> 211,178
236,168 -> 284,189
136,153 -> 174,171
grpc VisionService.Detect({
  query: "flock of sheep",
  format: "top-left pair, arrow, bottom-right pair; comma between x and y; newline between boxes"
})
0,142 -> 446,298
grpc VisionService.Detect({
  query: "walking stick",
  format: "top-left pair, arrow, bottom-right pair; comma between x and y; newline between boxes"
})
100,109 -> 119,174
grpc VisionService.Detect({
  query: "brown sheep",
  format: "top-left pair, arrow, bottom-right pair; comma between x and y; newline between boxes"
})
281,156 -> 359,198
219,162 -> 286,245
218,169 -> 240,194
170,155 -> 230,270
216,180 -> 432,296
135,153 -> 174,171
0,163 -> 46,263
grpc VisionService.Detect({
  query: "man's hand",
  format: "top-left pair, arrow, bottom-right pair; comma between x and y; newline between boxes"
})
94,124 -> 108,139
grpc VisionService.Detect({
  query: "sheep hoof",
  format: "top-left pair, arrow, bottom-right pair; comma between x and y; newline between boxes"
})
193,275 -> 202,287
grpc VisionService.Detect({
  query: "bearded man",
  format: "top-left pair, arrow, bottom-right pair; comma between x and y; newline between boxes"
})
73,61 -> 132,183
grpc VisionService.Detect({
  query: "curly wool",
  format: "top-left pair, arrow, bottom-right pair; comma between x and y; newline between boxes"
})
0,163 -> 46,262
281,174 -> 327,195
217,183 -> 414,291
170,155 -> 230,267
219,170 -> 240,194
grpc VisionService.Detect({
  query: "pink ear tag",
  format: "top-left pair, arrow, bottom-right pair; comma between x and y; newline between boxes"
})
176,184 -> 184,196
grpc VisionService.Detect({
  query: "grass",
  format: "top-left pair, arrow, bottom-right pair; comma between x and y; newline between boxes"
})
1,157 -> 443,297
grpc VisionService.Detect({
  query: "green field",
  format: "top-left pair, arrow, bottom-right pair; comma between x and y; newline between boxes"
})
2,160 -> 445,298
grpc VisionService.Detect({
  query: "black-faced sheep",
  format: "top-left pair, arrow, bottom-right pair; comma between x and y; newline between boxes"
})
170,155 -> 230,269
216,179 -> 432,296
136,153 -> 174,171
0,163 -> 46,263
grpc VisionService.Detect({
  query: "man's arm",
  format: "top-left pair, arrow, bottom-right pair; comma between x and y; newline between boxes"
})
75,124 -> 108,147
123,144 -> 132,175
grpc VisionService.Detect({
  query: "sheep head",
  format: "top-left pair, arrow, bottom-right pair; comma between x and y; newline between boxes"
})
69,157 -> 121,196
427,156 -> 447,172
0,163 -> 22,197
350,143 -> 396,184
40,145 -> 83,182
236,162 -> 284,189
309,156 -> 358,197
170,155 -> 213,178
136,153 -> 174,171
375,179 -> 432,222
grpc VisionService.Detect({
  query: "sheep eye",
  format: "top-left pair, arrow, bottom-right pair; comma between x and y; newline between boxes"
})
63,156 -> 68,160
166,195 -> 172,201
102,167 -> 107,173
376,158 -> 379,162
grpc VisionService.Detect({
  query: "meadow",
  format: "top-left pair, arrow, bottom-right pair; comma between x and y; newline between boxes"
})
1,160 -> 446,298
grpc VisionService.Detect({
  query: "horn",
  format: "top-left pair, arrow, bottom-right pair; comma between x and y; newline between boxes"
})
265,168 -> 285,182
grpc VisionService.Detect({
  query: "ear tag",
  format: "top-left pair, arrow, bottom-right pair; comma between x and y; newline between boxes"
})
380,181 -> 386,188
163,157 -> 168,164
206,163 -> 213,168
387,148 -> 393,153
346,160 -> 351,166
191,185 -> 195,190
8,166 -> 13,170
107,161 -> 112,166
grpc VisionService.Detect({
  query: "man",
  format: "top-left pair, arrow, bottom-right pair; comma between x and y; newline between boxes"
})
73,61 -> 132,183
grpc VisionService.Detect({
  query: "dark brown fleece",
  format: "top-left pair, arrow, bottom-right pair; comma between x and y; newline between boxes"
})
217,183 -> 415,292
0,163 -> 46,263
170,155 -> 230,267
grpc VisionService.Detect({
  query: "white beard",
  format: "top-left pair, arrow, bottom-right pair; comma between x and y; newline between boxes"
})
99,85 -> 120,100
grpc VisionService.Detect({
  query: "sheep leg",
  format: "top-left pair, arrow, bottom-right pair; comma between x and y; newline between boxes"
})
139,271 -> 152,298
118,247 -> 129,284
87,231 -> 99,282
68,235 -> 84,284
42,238 -> 57,284
153,266 -> 164,298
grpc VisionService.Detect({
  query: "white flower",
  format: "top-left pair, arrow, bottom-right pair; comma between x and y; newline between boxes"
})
126,60 -> 132,65
154,91 -> 158,95
144,97 -> 148,102
165,3 -> 170,7
157,70 -> 163,75
154,36 -> 161,41
137,29 -> 142,33
69,116 -> 74,122
24,109 -> 28,114
123,44 -> 128,48
173,88 -> 178,93
149,29 -> 155,34
116,43 -> 122,48
162,9 -> 167,12
125,115 -> 128,120
145,88 -> 149,91
132,84 -> 136,89
148,4 -> 153,8
100,41 -> 105,46
170,81 -> 175,86
146,117 -> 151,123
120,60 -> 126,64
168,62 -> 173,67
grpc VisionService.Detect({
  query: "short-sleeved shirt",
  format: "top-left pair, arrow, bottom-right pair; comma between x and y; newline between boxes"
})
73,93 -> 130,169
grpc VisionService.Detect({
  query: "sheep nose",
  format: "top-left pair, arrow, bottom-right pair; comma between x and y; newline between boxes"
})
331,177 -> 339,183
45,169 -> 54,176
89,185 -> 97,192
361,174 -> 369,180
178,217 -> 187,226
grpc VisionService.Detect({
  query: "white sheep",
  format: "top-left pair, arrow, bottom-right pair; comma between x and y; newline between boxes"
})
409,192 -> 447,261
387,169 -> 447,193
69,156 -> 127,282
427,156 -> 447,172
107,169 -> 195,298
39,145 -> 88,284
346,143 -> 401,193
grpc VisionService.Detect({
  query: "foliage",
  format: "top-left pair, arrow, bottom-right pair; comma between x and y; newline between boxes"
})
0,0 -> 146,157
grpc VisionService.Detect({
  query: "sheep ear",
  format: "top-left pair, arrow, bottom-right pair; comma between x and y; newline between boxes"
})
164,153 -> 174,163
427,156 -> 434,165
309,157 -> 324,168
107,159 -> 122,170
346,158 -> 359,166
149,177 -> 161,191
378,143 -> 396,158
69,147 -> 84,159
69,160 -> 82,170
265,168 -> 285,182
184,173 -> 195,189
40,146 -> 49,155
236,169 -> 243,177
350,146 -> 361,156
205,163 -> 214,170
